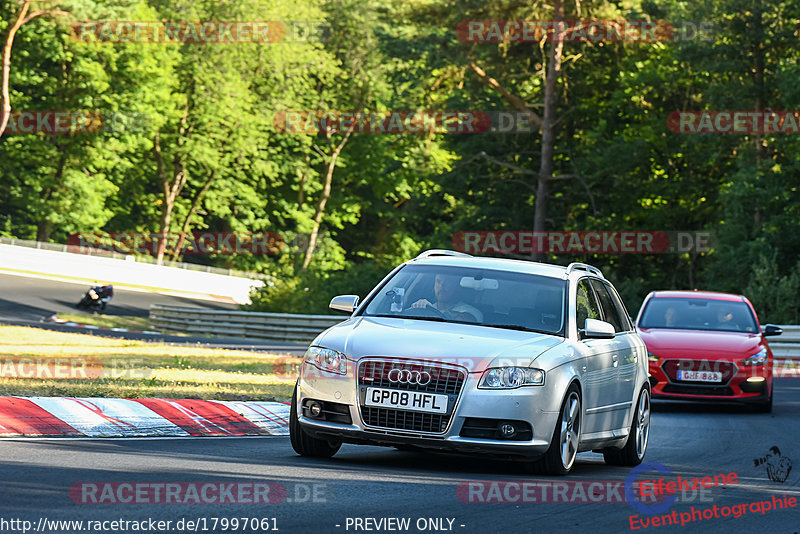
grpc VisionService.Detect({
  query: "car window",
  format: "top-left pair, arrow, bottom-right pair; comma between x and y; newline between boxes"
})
638,297 -> 758,333
605,283 -> 634,331
362,264 -> 566,334
575,279 -> 601,330
590,279 -> 626,332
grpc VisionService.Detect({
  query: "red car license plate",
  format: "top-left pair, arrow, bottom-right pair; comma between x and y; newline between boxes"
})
677,370 -> 722,382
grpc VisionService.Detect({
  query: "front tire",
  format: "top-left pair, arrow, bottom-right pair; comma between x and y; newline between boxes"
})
289,385 -> 341,458
529,383 -> 582,475
604,387 -> 650,466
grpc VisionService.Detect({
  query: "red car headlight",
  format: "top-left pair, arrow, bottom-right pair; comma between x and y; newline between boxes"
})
741,348 -> 768,367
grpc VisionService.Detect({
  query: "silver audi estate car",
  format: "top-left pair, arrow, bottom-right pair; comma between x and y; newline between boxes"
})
290,250 -> 651,474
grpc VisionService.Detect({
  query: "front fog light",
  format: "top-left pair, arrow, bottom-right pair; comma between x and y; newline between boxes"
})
304,346 -> 348,375
309,401 -> 323,417
499,422 -> 517,438
479,367 -> 545,389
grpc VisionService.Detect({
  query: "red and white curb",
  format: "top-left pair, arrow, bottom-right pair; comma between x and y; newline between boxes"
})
0,397 -> 289,437
44,315 -> 161,335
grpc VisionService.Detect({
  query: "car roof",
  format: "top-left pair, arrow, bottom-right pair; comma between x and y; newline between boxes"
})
648,290 -> 745,302
408,255 -> 570,279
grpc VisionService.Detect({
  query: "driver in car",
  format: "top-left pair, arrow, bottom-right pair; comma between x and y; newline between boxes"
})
411,274 -> 483,322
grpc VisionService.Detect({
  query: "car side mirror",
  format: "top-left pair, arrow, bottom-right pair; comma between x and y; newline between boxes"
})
762,324 -> 783,337
583,318 -> 616,339
329,295 -> 359,314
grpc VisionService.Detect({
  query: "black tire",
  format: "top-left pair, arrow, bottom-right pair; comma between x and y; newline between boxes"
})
289,384 -> 341,458
604,387 -> 650,466
528,383 -> 582,476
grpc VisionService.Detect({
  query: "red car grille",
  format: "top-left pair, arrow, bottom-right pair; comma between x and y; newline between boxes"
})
662,359 -> 738,384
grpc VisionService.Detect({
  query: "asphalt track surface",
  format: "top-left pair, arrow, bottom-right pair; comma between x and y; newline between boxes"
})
2,379 -> 799,534
0,273 -> 307,353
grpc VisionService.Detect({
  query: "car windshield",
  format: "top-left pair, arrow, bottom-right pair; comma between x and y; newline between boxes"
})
362,264 -> 566,335
639,297 -> 758,333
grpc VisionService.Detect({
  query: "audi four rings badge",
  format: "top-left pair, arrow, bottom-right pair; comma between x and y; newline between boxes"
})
387,368 -> 432,386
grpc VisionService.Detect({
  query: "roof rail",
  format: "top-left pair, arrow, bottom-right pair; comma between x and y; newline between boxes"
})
566,262 -> 604,278
415,249 -> 472,259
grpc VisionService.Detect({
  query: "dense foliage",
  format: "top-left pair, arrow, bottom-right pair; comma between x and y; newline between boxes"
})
1,0 -> 798,321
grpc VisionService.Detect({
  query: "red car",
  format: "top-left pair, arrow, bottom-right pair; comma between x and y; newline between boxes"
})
635,290 -> 782,412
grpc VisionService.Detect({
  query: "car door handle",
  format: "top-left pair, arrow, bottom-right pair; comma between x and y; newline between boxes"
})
612,355 -> 619,367
582,366 -> 587,372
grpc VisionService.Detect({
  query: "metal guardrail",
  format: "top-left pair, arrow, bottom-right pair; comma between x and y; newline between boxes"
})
149,305 -> 344,344
0,237 -> 269,280
149,306 -> 800,355
767,325 -> 800,362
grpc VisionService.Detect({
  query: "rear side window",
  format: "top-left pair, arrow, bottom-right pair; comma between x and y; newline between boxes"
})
575,279 -> 601,329
591,280 -> 628,332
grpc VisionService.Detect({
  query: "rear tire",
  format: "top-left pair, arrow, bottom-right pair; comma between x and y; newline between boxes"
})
289,384 -> 341,458
528,383 -> 581,475
604,387 -> 650,466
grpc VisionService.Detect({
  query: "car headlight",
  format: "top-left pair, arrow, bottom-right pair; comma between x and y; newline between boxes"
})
647,351 -> 659,362
304,346 -> 348,375
742,348 -> 768,367
479,367 -> 545,389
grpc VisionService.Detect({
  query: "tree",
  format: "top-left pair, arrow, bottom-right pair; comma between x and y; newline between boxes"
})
1,0 -> 67,136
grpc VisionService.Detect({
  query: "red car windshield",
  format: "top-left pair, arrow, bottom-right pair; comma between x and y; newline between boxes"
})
639,297 -> 758,333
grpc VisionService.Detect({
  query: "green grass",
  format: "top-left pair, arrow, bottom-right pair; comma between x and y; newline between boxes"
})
57,312 -> 151,331
0,326 -> 298,401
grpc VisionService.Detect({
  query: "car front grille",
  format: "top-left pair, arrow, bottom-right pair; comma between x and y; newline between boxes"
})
358,359 -> 465,395
357,359 -> 467,434
360,407 -> 449,433
662,384 -> 734,396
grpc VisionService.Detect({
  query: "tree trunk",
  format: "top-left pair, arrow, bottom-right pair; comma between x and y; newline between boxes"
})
169,170 -> 215,262
0,1 -> 32,137
36,220 -> 52,242
300,128 -> 354,271
532,0 -> 565,262
1,2 -> 68,136
153,130 -> 187,264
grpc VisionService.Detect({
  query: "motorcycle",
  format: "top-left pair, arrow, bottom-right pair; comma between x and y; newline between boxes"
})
76,284 -> 114,311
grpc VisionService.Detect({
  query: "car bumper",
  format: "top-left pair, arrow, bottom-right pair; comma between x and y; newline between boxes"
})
648,360 -> 772,402
297,361 -> 562,458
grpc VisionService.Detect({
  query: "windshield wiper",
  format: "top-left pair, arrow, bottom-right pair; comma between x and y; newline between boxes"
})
489,324 -> 553,335
370,313 -> 447,322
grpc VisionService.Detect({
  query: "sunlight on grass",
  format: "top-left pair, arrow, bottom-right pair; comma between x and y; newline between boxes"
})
0,326 -> 299,401
56,312 -> 151,331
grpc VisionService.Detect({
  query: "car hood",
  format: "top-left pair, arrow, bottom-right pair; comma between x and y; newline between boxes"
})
314,316 -> 563,373
637,327 -> 762,357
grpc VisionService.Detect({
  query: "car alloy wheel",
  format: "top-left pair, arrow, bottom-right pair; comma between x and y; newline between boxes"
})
635,388 -> 650,459
560,390 -> 581,470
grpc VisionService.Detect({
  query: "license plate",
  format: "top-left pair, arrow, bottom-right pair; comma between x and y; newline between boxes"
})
364,387 -> 448,414
677,370 -> 722,382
